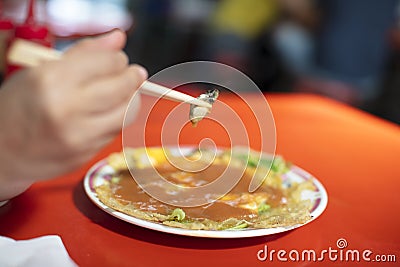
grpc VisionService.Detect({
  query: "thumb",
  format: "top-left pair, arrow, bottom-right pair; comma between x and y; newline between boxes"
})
90,29 -> 127,50
67,29 -> 127,53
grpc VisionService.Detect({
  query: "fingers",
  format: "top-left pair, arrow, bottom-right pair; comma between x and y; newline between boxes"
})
89,97 -> 133,136
62,50 -> 130,84
73,93 -> 137,152
67,29 -> 127,52
62,29 -> 131,83
82,64 -> 147,112
132,64 -> 148,81
82,65 -> 146,139
90,29 -> 127,50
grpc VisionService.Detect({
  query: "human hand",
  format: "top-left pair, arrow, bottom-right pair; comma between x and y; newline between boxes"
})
0,30 -> 147,200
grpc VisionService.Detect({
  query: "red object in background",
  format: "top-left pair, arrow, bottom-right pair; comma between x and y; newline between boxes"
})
0,16 -> 13,32
6,0 -> 53,76
0,1 -> 13,33
0,1 -> 14,76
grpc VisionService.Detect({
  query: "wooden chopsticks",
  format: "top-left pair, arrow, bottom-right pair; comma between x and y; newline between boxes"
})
7,39 -> 211,108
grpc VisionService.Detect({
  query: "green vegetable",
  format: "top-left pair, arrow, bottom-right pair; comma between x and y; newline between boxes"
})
258,203 -> 271,215
246,156 -> 259,168
270,156 -> 290,174
232,151 -> 290,175
227,221 -> 248,230
249,155 -> 290,175
169,208 -> 185,221
110,176 -> 121,184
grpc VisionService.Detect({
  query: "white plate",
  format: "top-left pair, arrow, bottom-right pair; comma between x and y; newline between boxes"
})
83,148 -> 328,238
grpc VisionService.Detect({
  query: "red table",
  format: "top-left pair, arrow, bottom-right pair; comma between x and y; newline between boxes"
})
1,93 -> 399,266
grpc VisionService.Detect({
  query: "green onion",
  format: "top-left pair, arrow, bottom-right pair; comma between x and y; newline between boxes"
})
233,151 -> 290,175
110,176 -> 121,184
271,156 -> 290,174
169,208 -> 185,221
258,203 -> 271,215
227,221 -> 248,230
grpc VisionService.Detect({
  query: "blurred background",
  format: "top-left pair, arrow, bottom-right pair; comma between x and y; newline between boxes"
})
1,0 -> 400,124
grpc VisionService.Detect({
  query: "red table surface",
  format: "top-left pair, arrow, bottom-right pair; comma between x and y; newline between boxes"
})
1,93 -> 399,267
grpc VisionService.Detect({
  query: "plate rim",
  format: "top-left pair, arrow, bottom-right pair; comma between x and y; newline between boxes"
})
83,147 -> 328,238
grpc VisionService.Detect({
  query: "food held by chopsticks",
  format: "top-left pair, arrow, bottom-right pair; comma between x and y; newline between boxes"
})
189,89 -> 219,127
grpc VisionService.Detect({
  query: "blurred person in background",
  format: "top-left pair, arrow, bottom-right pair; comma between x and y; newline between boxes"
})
273,0 -> 398,105
203,0 -> 279,70
201,0 -> 398,106
200,0 -> 284,91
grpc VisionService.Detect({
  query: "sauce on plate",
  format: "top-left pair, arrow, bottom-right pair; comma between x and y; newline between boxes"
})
111,161 -> 285,221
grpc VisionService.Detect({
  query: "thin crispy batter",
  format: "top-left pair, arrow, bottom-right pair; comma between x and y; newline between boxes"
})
95,148 -> 315,230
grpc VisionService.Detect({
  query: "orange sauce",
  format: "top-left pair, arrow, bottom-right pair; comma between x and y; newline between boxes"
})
112,162 -> 285,221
